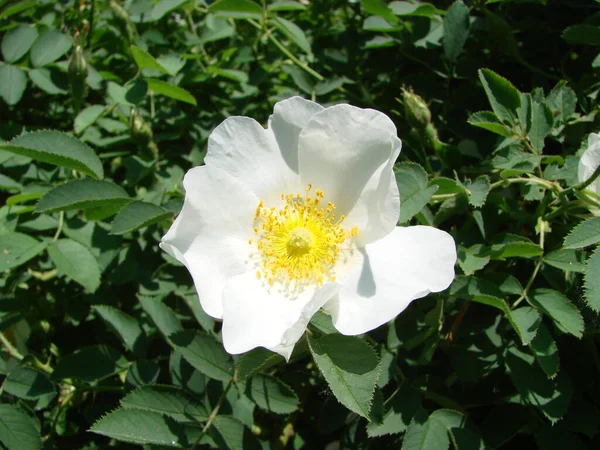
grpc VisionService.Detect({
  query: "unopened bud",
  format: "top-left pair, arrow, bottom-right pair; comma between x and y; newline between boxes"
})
402,87 -> 431,131
129,108 -> 158,159
68,45 -> 88,111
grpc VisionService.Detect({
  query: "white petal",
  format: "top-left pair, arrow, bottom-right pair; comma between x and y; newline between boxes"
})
325,226 -> 456,335
160,166 -> 257,319
222,273 -> 341,359
269,96 -> 324,173
204,115 -> 299,204
298,104 -> 401,244
578,132 -> 600,194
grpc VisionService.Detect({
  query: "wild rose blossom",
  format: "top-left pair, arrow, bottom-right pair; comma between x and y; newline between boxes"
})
578,132 -> 600,195
160,97 -> 457,359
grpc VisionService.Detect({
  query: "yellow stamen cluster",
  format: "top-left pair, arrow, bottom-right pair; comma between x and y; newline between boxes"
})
252,186 -> 357,286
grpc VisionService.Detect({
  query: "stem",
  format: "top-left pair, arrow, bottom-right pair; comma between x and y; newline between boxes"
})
198,380 -> 234,438
490,176 -> 561,194
53,211 -> 64,242
0,331 -> 24,360
568,163 -> 600,193
512,259 -> 542,309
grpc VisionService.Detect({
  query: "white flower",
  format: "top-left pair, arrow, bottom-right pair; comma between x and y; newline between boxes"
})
160,97 -> 457,360
578,132 -> 600,195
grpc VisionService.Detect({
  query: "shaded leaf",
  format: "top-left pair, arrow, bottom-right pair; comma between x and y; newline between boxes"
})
1,24 -> 38,63
0,404 -> 42,450
30,29 -> 72,67
563,216 -> 600,249
93,305 -> 148,356
120,385 -> 208,422
246,374 -> 299,414
111,201 -> 172,235
478,68 -> 521,124
529,289 -> 583,338
48,239 -> 101,292
36,179 -> 130,214
584,246 -> 600,312
0,65 -> 26,105
0,232 -> 47,271
52,345 -> 128,382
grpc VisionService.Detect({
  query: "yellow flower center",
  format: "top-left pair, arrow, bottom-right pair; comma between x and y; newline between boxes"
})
251,185 -> 359,286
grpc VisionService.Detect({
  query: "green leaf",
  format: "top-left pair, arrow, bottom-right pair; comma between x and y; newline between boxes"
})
0,1 -> 37,20
528,100 -> 553,153
138,295 -> 184,338
145,78 -> 197,105
48,238 -> 101,292
170,330 -> 234,382
272,16 -> 311,54
36,179 -> 130,214
308,334 -> 380,419
584,246 -> 600,312
52,345 -> 128,382
156,54 -> 186,76
367,383 -> 422,437
90,408 -> 196,447
511,306 -> 541,345
389,1 -> 437,17
457,245 -> 490,275
0,404 -> 42,450
1,24 -> 38,63
93,305 -> 148,356
361,0 -> 398,25
246,374 -> 299,414
235,348 -> 284,382
30,29 -> 72,67
543,249 -> 585,273
478,68 -> 521,124
463,175 -> 490,207
467,111 -> 512,137
130,45 -> 170,74
402,410 -> 449,450
529,322 -> 559,378
396,162 -> 438,223
528,289 -> 583,338
151,0 -> 189,21
505,347 -> 572,422
443,0 -> 470,62
269,1 -> 306,11
2,366 -> 55,400
111,201 -> 172,235
120,385 -> 208,422
74,105 -> 105,134
546,81 -> 576,125
207,0 -> 263,19
212,415 -> 261,450
2,131 -> 103,179
28,68 -> 68,95
0,232 -> 47,271
562,24 -> 600,46
563,216 -> 600,249
0,65 -> 26,105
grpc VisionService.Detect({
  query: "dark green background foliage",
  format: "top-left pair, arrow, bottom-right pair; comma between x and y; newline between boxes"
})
1,0 -> 600,448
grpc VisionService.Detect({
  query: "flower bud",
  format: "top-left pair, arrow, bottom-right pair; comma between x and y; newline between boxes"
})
68,45 -> 88,111
402,87 -> 432,131
129,108 -> 158,159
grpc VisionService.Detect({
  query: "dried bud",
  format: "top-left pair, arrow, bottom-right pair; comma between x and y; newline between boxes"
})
402,87 -> 432,131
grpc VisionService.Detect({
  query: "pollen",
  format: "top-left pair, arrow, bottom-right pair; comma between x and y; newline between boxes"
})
252,185 -> 357,285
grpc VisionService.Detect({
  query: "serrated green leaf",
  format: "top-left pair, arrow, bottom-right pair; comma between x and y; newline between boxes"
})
367,383 -> 421,437
2,366 -> 55,400
36,179 -> 130,214
361,0 -> 398,25
563,216 -> 600,249
467,111 -> 512,137
207,0 -> 262,19
246,374 -> 299,414
28,67 -> 68,95
443,0 -> 470,62
170,330 -> 233,382
120,385 -> 208,422
1,24 -> 38,63
156,54 -> 186,76
212,415 -> 261,450
52,345 -> 128,382
0,404 -> 42,450
30,29 -> 72,67
0,232 -> 47,271
584,246 -> 600,312
546,81 -> 576,126
457,245 -> 490,275
464,175 -> 490,207
235,348 -> 284,382
396,162 -> 438,223
511,306 -> 541,345
74,105 -> 105,134
138,295 -> 184,338
528,100 -> 553,153
0,65 -> 26,105
145,78 -> 196,105
402,410 -> 449,450
130,45 -> 170,74
529,289 -> 583,338
48,238 -> 101,292
272,16 -> 311,54
543,248 -> 585,273
562,24 -> 600,46
90,408 -> 197,447
150,0 -> 188,20
111,201 -> 172,235
308,334 -> 380,419
93,305 -> 148,356
478,68 -> 521,124
2,131 -> 103,179
529,322 -> 559,378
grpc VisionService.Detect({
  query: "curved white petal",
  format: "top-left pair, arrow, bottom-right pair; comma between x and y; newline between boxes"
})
298,104 -> 401,244
204,116 -> 299,204
269,96 -> 324,173
160,166 -> 257,319
578,132 -> 600,195
325,226 -> 456,335
222,273 -> 341,359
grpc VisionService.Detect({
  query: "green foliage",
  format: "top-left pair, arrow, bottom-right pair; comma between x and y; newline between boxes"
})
2,0 -> 600,448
